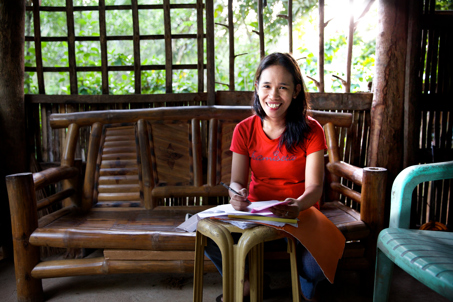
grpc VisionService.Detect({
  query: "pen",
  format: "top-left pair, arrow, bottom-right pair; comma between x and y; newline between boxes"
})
220,182 -> 250,203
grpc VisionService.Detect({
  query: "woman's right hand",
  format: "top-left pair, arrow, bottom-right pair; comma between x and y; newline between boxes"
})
229,188 -> 250,211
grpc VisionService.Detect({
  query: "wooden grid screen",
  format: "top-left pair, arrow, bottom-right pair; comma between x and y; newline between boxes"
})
25,0 -> 207,95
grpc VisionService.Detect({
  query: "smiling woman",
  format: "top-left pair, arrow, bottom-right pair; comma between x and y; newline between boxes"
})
205,52 -> 340,301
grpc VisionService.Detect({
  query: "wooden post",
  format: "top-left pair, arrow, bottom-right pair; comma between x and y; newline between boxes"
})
132,0 -> 141,94
164,0 -> 172,94
6,173 -> 43,302
258,0 -> 265,59
368,0 -> 409,222
66,0 -> 78,94
206,0 -> 215,105
196,0 -> 204,93
318,0 -> 325,92
288,0 -> 293,54
228,0 -> 235,91
360,166 -> 387,290
99,0 -> 109,94
32,0 -> 44,93
0,0 -> 28,259
403,0 -> 423,168
346,0 -> 354,93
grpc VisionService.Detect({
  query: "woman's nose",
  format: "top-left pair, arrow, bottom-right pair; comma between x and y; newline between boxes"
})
269,88 -> 279,98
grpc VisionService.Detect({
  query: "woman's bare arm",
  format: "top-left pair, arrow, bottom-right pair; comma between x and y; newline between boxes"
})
229,152 -> 251,211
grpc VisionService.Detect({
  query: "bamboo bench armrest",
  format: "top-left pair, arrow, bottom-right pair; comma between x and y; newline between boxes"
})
326,161 -> 363,186
33,166 -> 79,191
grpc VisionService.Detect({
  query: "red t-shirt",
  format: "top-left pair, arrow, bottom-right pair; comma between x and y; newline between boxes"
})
230,115 -> 326,203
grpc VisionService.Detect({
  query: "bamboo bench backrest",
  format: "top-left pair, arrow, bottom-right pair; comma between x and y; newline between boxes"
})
49,106 -> 353,211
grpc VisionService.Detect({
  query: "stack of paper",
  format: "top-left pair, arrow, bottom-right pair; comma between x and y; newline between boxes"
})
177,200 -> 298,232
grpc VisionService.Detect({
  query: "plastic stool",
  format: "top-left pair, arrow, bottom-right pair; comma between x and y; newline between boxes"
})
193,219 -> 301,302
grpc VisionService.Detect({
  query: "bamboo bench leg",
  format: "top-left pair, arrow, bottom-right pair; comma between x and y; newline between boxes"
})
6,173 -> 43,302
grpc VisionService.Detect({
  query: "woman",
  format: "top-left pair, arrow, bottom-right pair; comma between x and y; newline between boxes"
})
206,52 -> 327,301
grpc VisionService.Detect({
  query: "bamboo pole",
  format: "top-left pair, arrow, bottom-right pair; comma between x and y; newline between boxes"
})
66,0 -> 78,94
360,167 -> 387,270
61,124 -> 81,207
82,122 -> 103,211
330,182 -> 362,203
346,0 -> 354,93
228,0 -> 234,90
164,0 -> 172,93
61,123 -> 80,167
132,0 -> 141,94
41,105 -> 48,162
32,0 -> 44,93
30,257 -> 216,279
207,118 -> 218,186
49,107 -> 353,129
138,120 -> 153,209
206,0 -> 215,105
6,173 -> 43,302
326,162 -> 363,186
318,0 -> 325,92
196,0 -> 204,92
258,0 -> 265,59
46,104 -> 53,162
192,119 -> 203,187
37,188 -> 76,211
99,0 -> 109,94
288,0 -> 293,53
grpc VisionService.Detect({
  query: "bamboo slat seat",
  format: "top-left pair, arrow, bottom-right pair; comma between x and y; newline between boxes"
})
30,207 -> 203,251
320,201 -> 370,241
6,105 -> 379,302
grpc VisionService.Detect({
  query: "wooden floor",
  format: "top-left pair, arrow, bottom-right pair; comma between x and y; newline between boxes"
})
0,250 -> 450,302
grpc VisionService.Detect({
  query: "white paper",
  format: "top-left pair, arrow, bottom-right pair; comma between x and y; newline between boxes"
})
176,201 -> 298,232
176,213 -> 201,232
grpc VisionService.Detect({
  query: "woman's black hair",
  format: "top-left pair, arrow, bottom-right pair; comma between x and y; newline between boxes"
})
252,52 -> 311,154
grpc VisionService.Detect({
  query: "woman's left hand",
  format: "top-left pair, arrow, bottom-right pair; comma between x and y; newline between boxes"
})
270,198 -> 302,219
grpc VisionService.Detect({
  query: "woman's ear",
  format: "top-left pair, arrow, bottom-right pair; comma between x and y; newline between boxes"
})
294,84 -> 302,98
254,81 -> 259,90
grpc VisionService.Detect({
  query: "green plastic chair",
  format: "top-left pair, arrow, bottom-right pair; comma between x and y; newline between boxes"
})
373,161 -> 453,302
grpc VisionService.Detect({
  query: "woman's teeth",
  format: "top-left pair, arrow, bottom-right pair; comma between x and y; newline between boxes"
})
267,103 -> 281,109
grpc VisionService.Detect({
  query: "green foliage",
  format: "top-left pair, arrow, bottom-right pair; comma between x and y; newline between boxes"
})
435,0 -> 453,10
78,72 -> 102,95
142,70 -> 166,94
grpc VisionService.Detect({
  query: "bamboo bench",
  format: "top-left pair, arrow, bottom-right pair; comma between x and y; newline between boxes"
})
6,105 -> 384,301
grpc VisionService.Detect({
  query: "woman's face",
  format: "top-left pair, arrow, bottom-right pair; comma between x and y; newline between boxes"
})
255,64 -> 301,122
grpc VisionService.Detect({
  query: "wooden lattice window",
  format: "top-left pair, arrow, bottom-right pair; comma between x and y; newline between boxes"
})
24,0 -> 208,95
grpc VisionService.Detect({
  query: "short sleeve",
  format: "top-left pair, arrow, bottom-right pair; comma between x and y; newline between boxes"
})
230,119 -> 250,156
305,118 -> 327,156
